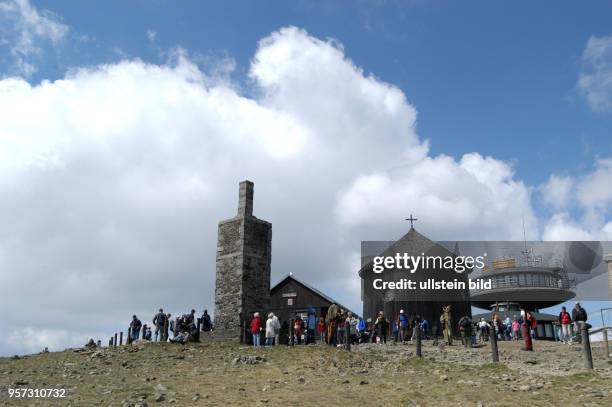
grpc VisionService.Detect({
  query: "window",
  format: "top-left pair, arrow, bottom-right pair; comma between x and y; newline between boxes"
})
288,298 -> 293,306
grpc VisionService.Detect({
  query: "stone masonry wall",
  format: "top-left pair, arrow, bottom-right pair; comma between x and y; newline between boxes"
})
213,181 -> 271,340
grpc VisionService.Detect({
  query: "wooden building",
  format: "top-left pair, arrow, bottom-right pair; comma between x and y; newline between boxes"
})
269,274 -> 357,343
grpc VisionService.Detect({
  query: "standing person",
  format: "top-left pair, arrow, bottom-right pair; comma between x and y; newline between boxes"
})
307,308 -> 317,345
530,314 -> 538,339
357,317 -> 367,343
347,313 -> 358,345
478,318 -> 490,343
250,312 -> 263,348
511,316 -> 520,341
265,313 -> 279,346
520,310 -> 533,351
572,302 -> 588,344
374,311 -> 389,344
294,315 -> 304,345
168,313 -> 176,339
458,315 -> 472,347
391,317 -> 399,343
186,309 -> 196,329
153,308 -> 167,342
420,318 -> 429,339
558,306 -> 572,343
130,315 -> 142,341
200,310 -> 212,332
398,309 -> 409,343
326,303 -> 340,346
336,311 -> 345,346
316,316 -> 327,345
441,305 -> 452,345
163,313 -> 171,341
272,313 -> 280,346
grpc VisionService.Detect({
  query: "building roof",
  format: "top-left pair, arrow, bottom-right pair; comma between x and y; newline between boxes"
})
358,227 -> 461,278
270,274 -> 358,317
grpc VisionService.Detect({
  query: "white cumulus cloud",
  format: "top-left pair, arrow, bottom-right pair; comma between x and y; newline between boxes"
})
0,26 -> 610,355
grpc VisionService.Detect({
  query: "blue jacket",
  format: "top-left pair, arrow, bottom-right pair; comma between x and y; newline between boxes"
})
399,313 -> 409,327
357,318 -> 366,332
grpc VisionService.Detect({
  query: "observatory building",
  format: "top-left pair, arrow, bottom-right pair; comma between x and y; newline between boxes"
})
471,254 -> 575,339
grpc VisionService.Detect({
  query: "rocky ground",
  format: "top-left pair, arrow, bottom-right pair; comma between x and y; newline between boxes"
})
0,339 -> 610,406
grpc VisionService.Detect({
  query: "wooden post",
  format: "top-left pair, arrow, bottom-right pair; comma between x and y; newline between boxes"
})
290,318 -> 295,347
603,327 -> 610,359
242,318 -> 247,345
490,324 -> 499,363
415,323 -> 422,358
114,333 -> 118,347
119,331 -> 123,346
196,317 -> 201,342
127,327 -> 132,344
109,337 -> 113,347
581,323 -> 593,369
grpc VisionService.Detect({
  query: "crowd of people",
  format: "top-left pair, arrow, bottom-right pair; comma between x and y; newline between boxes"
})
247,302 -> 591,352
112,302 -> 589,352
128,308 -> 213,344
249,304 -> 447,348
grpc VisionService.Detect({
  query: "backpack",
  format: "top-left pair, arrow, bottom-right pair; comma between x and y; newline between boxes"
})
460,317 -> 471,328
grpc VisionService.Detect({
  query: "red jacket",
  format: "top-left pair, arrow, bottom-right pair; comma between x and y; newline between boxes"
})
294,319 -> 303,335
316,321 -> 326,333
559,311 -> 571,325
250,317 -> 262,334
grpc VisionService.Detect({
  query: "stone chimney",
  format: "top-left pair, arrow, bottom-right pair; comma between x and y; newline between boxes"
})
238,180 -> 254,217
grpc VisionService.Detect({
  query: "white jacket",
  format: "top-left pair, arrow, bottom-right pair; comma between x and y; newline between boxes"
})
266,317 -> 280,337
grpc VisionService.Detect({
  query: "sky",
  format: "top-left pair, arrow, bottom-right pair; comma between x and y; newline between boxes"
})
0,0 -> 611,355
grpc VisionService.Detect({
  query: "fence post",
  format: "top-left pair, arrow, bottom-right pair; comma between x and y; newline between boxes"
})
114,333 -> 118,347
415,323 -> 422,358
581,323 -> 593,369
290,318 -> 295,346
196,317 -> 201,342
490,325 -> 499,363
109,337 -> 113,347
119,331 -> 123,346
603,327 -> 610,359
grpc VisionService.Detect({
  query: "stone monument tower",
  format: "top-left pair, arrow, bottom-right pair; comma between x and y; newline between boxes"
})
214,180 -> 272,340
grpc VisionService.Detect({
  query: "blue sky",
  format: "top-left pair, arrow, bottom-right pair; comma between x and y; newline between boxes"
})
1,1 -> 612,354
23,0 -> 612,185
